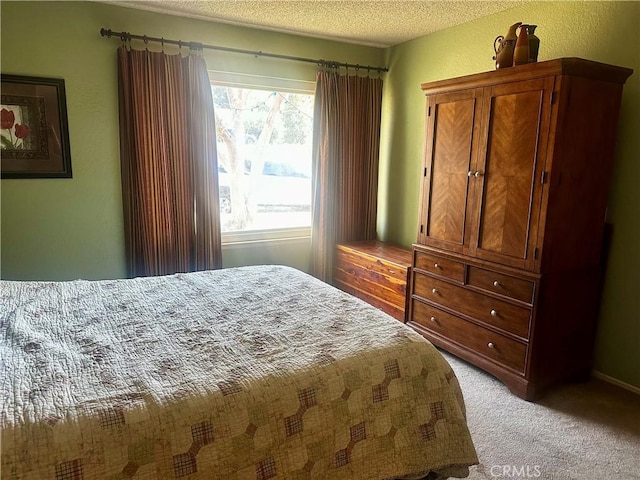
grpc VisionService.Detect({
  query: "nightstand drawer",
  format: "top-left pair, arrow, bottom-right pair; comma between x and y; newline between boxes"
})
467,266 -> 535,304
414,250 -> 465,283
413,272 -> 531,339
410,301 -> 527,373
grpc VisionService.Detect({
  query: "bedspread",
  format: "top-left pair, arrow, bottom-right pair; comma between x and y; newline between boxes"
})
1,265 -> 477,479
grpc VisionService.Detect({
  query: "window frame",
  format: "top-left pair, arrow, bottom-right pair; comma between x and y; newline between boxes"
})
209,70 -> 316,245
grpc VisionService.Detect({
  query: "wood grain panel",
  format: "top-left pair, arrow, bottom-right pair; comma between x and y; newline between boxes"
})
336,241 -> 412,269
424,93 -> 477,249
335,279 -> 405,321
334,264 -> 407,307
334,241 -> 411,321
477,89 -> 542,260
336,250 -> 406,282
540,77 -> 625,271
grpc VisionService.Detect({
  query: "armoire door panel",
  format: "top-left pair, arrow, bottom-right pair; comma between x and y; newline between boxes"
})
419,90 -> 480,252
472,79 -> 552,269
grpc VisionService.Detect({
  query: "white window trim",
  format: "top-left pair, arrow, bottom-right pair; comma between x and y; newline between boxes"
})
222,227 -> 311,245
209,70 -> 315,95
210,70 -> 315,245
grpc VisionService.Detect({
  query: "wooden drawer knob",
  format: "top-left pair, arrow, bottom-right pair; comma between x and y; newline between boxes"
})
434,263 -> 440,269
430,316 -> 437,322
493,280 -> 501,287
488,342 -> 495,349
490,309 -> 498,317
432,288 -> 439,295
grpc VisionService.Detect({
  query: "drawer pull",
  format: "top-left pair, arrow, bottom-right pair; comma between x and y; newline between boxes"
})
388,269 -> 396,274
490,309 -> 498,317
432,288 -> 439,295
487,342 -> 495,349
493,280 -> 501,287
434,263 -> 440,269
430,316 -> 437,323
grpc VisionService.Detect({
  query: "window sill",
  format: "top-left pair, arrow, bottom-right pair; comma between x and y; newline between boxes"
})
222,227 -> 311,246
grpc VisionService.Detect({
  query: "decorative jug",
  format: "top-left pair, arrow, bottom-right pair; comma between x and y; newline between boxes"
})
527,24 -> 540,62
493,22 -> 521,69
513,24 -> 530,66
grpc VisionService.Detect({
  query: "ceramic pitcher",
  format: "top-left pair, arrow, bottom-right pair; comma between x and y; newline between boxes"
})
493,22 -> 522,69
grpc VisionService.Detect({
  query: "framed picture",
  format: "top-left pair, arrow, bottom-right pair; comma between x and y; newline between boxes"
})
1,74 -> 72,178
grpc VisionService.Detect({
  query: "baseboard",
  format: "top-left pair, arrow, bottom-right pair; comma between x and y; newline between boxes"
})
592,370 -> 640,396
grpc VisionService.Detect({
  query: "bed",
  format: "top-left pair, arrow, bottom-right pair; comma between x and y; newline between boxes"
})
1,265 -> 477,479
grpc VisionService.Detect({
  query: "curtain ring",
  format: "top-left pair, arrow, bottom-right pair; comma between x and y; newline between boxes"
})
161,37 -> 164,53
120,32 -> 131,51
143,35 -> 149,51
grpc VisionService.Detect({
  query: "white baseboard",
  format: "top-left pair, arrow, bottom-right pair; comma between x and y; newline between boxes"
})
592,371 -> 640,396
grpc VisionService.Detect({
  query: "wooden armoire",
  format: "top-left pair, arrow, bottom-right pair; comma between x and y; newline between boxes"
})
407,58 -> 633,400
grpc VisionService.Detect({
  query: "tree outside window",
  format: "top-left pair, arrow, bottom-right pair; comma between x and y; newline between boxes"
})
212,86 -> 314,234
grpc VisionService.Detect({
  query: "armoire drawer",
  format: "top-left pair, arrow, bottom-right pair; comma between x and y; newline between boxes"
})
411,300 -> 527,374
414,250 -> 465,283
413,273 -> 531,339
467,266 -> 535,304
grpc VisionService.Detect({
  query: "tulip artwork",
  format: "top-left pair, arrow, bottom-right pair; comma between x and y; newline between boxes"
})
1,74 -> 72,178
1,107 -> 31,150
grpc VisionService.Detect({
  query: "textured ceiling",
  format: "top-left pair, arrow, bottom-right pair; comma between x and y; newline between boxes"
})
106,1 -> 526,47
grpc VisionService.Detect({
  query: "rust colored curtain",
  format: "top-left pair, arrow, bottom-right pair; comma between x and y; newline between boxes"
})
118,46 -> 221,277
311,71 -> 383,282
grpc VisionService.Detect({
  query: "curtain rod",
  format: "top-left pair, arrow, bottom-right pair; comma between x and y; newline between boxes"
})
100,28 -> 389,73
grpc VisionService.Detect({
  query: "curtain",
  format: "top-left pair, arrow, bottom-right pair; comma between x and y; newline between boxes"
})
311,70 -> 383,282
118,46 -> 222,277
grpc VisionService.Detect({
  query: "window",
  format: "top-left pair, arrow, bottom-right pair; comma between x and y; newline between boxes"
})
210,74 -> 314,242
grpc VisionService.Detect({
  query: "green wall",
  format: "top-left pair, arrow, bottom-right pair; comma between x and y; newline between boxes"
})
0,0 -> 382,280
378,1 -> 640,388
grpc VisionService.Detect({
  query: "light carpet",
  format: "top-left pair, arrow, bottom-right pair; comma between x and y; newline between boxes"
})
441,351 -> 640,480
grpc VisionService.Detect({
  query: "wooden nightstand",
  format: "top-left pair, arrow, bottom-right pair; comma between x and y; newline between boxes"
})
334,240 -> 412,321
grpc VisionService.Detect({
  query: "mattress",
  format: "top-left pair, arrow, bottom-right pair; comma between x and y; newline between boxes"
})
1,265 -> 477,479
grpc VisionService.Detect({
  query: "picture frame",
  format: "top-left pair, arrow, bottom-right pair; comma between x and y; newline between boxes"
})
1,74 -> 72,178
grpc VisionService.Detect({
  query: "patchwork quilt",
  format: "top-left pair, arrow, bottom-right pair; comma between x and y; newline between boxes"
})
1,265 -> 477,479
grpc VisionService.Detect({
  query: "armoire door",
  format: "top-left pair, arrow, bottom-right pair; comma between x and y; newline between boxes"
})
467,77 -> 554,271
418,88 -> 482,254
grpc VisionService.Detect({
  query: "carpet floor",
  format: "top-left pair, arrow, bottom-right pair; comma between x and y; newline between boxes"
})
441,351 -> 640,480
